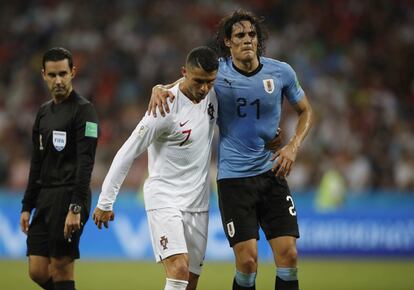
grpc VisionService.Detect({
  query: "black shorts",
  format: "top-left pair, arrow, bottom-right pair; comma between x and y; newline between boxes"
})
217,170 -> 299,247
26,188 -> 89,259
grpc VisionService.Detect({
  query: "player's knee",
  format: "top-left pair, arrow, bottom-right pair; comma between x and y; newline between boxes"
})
278,246 -> 298,266
235,243 -> 258,272
239,256 -> 258,272
166,256 -> 189,280
171,262 -> 189,279
50,262 -> 72,281
29,268 -> 49,285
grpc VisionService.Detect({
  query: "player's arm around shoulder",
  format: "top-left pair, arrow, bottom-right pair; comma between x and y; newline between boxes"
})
148,79 -> 184,117
139,100 -> 177,142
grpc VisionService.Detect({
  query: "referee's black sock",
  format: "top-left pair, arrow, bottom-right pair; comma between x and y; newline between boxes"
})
233,278 -> 256,290
275,276 -> 299,290
54,280 -> 75,290
39,277 -> 54,290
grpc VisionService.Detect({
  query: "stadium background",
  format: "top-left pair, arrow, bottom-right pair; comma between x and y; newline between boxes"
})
0,0 -> 413,289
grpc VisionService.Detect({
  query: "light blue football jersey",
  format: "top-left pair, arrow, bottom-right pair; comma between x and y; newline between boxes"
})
215,56 -> 304,180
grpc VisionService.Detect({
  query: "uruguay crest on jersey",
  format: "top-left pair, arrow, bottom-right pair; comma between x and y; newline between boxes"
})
263,78 -> 275,94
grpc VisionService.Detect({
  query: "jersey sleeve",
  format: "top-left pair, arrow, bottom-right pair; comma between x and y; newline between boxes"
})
97,113 -> 172,211
21,110 -> 42,213
282,62 -> 305,105
71,102 -> 99,206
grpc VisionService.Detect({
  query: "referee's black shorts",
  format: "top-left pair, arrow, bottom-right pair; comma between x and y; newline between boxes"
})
217,170 -> 299,247
26,188 -> 90,259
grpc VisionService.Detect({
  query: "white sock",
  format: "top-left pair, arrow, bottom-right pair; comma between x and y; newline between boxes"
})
164,278 -> 188,290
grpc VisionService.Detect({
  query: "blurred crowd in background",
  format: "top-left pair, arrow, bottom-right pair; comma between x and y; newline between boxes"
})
0,0 -> 413,195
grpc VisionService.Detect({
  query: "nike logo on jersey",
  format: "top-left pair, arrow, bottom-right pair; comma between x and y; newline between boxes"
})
179,120 -> 189,127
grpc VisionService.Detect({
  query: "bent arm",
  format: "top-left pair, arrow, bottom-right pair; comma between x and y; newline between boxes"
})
272,95 -> 313,177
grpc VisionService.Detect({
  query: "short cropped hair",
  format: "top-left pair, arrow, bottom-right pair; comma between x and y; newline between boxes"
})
42,47 -> 73,69
186,46 -> 218,72
215,10 -> 268,58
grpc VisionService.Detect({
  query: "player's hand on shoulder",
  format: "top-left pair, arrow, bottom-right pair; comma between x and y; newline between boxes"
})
93,207 -> 115,230
148,85 -> 175,117
20,211 -> 31,235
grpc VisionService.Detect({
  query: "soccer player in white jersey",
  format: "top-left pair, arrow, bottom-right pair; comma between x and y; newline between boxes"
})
93,46 -> 218,290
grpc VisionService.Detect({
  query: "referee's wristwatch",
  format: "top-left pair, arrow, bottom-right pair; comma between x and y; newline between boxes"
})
69,203 -> 82,214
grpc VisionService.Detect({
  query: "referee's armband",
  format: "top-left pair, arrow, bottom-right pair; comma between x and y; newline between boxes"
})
85,121 -> 98,138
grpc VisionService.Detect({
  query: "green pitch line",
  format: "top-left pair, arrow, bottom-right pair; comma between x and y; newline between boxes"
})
2,259 -> 414,290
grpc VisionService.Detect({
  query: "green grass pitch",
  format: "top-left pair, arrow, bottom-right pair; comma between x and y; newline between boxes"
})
2,259 -> 414,290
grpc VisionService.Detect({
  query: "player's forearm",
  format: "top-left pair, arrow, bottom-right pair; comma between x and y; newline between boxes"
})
153,78 -> 184,90
289,96 -> 313,150
97,161 -> 130,211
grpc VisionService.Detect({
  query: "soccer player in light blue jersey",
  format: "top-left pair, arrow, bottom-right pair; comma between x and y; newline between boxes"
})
149,10 -> 313,290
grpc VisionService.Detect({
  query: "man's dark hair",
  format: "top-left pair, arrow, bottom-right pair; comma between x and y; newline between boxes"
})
186,46 -> 218,72
215,10 -> 268,58
42,47 -> 73,69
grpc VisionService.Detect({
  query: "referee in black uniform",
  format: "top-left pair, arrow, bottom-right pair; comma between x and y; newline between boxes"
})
19,47 -> 99,290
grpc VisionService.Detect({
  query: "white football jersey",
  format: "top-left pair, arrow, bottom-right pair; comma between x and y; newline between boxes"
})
98,83 -> 218,212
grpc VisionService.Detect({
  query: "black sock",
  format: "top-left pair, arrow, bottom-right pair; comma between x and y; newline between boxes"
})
233,278 -> 256,290
54,280 -> 75,290
40,278 -> 54,290
275,276 -> 299,290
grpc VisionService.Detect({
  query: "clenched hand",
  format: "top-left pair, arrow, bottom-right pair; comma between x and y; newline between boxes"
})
93,207 -> 115,229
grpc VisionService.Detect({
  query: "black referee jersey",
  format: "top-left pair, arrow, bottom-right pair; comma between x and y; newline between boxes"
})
22,90 -> 98,213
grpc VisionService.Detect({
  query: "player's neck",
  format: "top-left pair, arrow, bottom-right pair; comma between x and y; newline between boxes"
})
232,57 -> 259,74
179,83 -> 199,104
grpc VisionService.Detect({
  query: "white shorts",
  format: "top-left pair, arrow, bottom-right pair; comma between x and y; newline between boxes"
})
146,208 -> 208,275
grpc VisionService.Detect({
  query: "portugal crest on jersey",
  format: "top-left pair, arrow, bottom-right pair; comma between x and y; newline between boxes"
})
53,130 -> 66,151
263,79 -> 275,94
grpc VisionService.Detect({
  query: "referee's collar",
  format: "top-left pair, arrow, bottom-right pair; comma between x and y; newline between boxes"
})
52,89 -> 77,105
